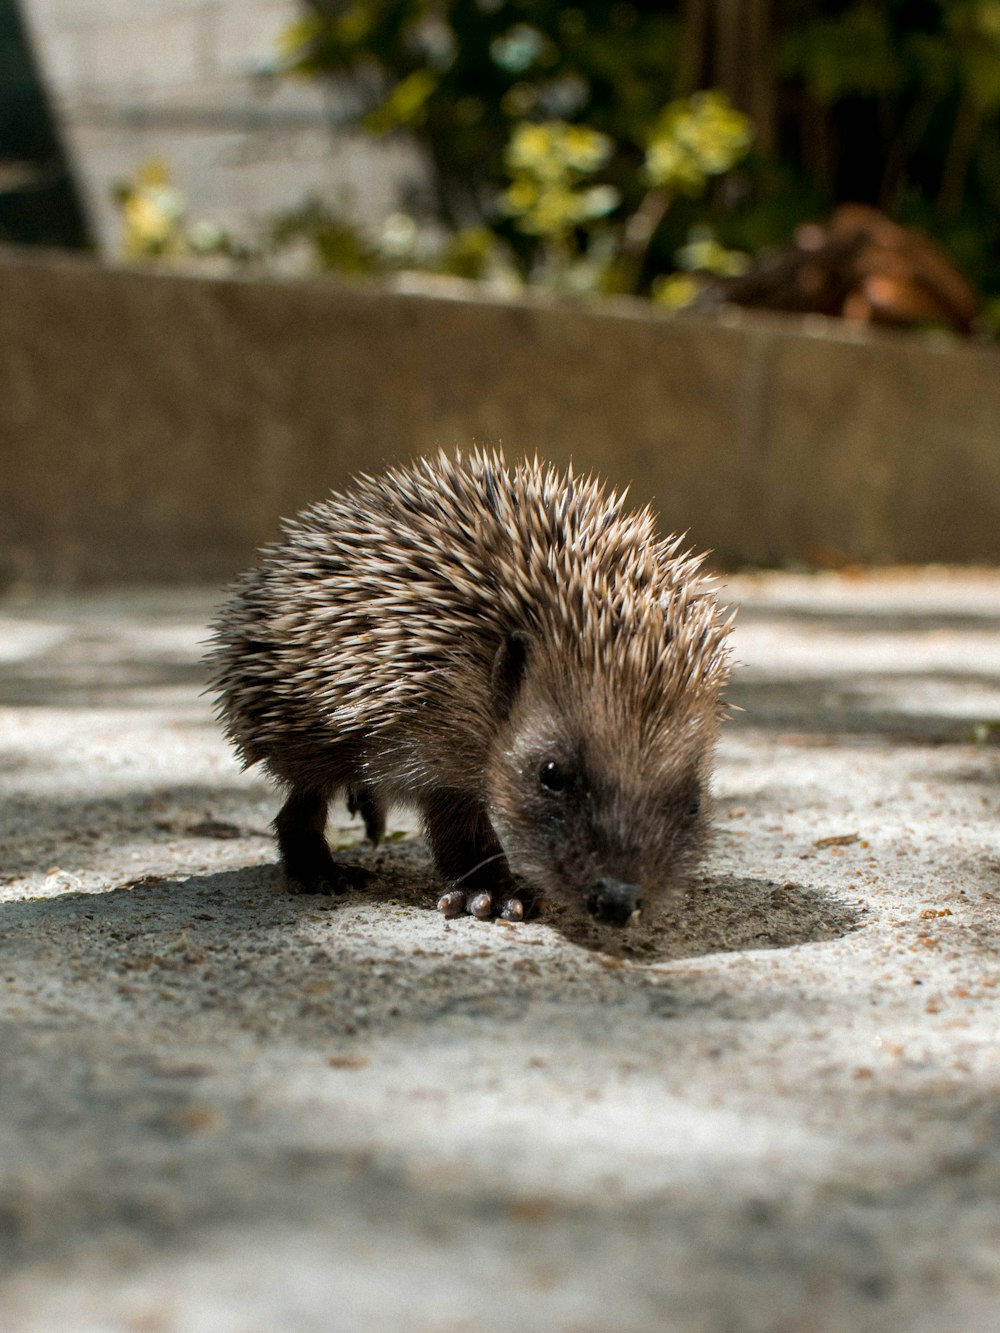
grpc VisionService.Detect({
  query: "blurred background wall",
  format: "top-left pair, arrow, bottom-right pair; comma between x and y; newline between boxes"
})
11,0 -> 424,255
3,254 -> 1000,586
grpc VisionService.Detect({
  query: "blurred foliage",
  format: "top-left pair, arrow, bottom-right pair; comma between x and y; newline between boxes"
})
500,120 -> 618,287
645,91 -> 754,193
279,1 -> 685,222
267,197 -> 383,273
270,1 -> 1000,315
115,159 -> 237,262
119,3 -> 1000,325
261,195 -> 522,284
503,120 -> 618,236
115,88 -> 751,299
773,0 -> 1000,309
116,159 -> 186,259
114,159 -> 523,287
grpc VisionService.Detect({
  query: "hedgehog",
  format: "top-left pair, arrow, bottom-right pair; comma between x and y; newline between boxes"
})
206,449 -> 733,928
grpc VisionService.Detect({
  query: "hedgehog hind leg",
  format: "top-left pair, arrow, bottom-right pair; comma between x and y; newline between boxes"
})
275,787 -> 373,896
346,784 -> 386,846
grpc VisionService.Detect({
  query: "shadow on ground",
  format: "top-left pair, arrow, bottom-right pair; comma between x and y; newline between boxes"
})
727,670 -> 1000,743
1,839 -> 861,985
0,658 -> 207,709
0,783 -> 275,878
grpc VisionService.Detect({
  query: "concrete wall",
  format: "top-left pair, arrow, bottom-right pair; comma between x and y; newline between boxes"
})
2,251 -> 1000,586
19,0 -> 425,256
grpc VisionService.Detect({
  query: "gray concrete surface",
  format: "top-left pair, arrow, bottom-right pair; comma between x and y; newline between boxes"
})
4,255 -> 1000,587
1,570 -> 1000,1332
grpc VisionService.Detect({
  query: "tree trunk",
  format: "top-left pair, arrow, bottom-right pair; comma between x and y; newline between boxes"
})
678,0 -> 776,150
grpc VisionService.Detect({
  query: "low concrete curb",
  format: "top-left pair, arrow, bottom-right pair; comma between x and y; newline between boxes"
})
3,254 -> 1000,585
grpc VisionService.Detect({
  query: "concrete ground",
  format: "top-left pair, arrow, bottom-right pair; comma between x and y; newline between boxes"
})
1,570 -> 999,1332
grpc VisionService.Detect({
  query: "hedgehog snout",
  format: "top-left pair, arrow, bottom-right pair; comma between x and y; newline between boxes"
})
586,876 -> 643,927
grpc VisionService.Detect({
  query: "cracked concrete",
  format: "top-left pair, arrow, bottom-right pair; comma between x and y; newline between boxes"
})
1,571 -> 999,1332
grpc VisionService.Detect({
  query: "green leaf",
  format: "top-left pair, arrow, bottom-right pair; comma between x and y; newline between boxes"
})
364,69 -> 439,134
778,6 -> 901,101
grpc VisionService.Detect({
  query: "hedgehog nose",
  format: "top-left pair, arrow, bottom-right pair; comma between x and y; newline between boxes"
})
587,877 -> 643,927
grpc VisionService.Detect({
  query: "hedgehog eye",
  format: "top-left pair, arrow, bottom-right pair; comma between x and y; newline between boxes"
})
538,760 -> 567,794
687,791 -> 702,819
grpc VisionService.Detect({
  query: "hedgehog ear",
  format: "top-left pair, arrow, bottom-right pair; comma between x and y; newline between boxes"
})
491,632 -> 530,721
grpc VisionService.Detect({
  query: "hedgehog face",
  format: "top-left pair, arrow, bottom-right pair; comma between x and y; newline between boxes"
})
485,634 -> 717,925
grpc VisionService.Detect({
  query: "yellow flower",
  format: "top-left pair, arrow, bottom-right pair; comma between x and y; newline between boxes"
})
506,121 -> 612,180
503,178 -> 539,213
561,124 -> 612,173
646,91 -> 752,193
120,160 -> 186,257
652,273 -> 702,308
503,121 -> 617,239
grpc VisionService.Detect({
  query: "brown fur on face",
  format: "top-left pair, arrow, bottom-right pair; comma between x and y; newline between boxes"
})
205,449 -> 733,921
484,633 -> 719,924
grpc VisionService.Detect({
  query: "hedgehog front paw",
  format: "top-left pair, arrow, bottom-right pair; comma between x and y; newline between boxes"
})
435,888 -> 535,922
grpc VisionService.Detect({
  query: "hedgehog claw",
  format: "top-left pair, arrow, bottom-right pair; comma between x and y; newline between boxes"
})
469,891 -> 494,920
438,887 -> 534,922
437,889 -> 467,918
